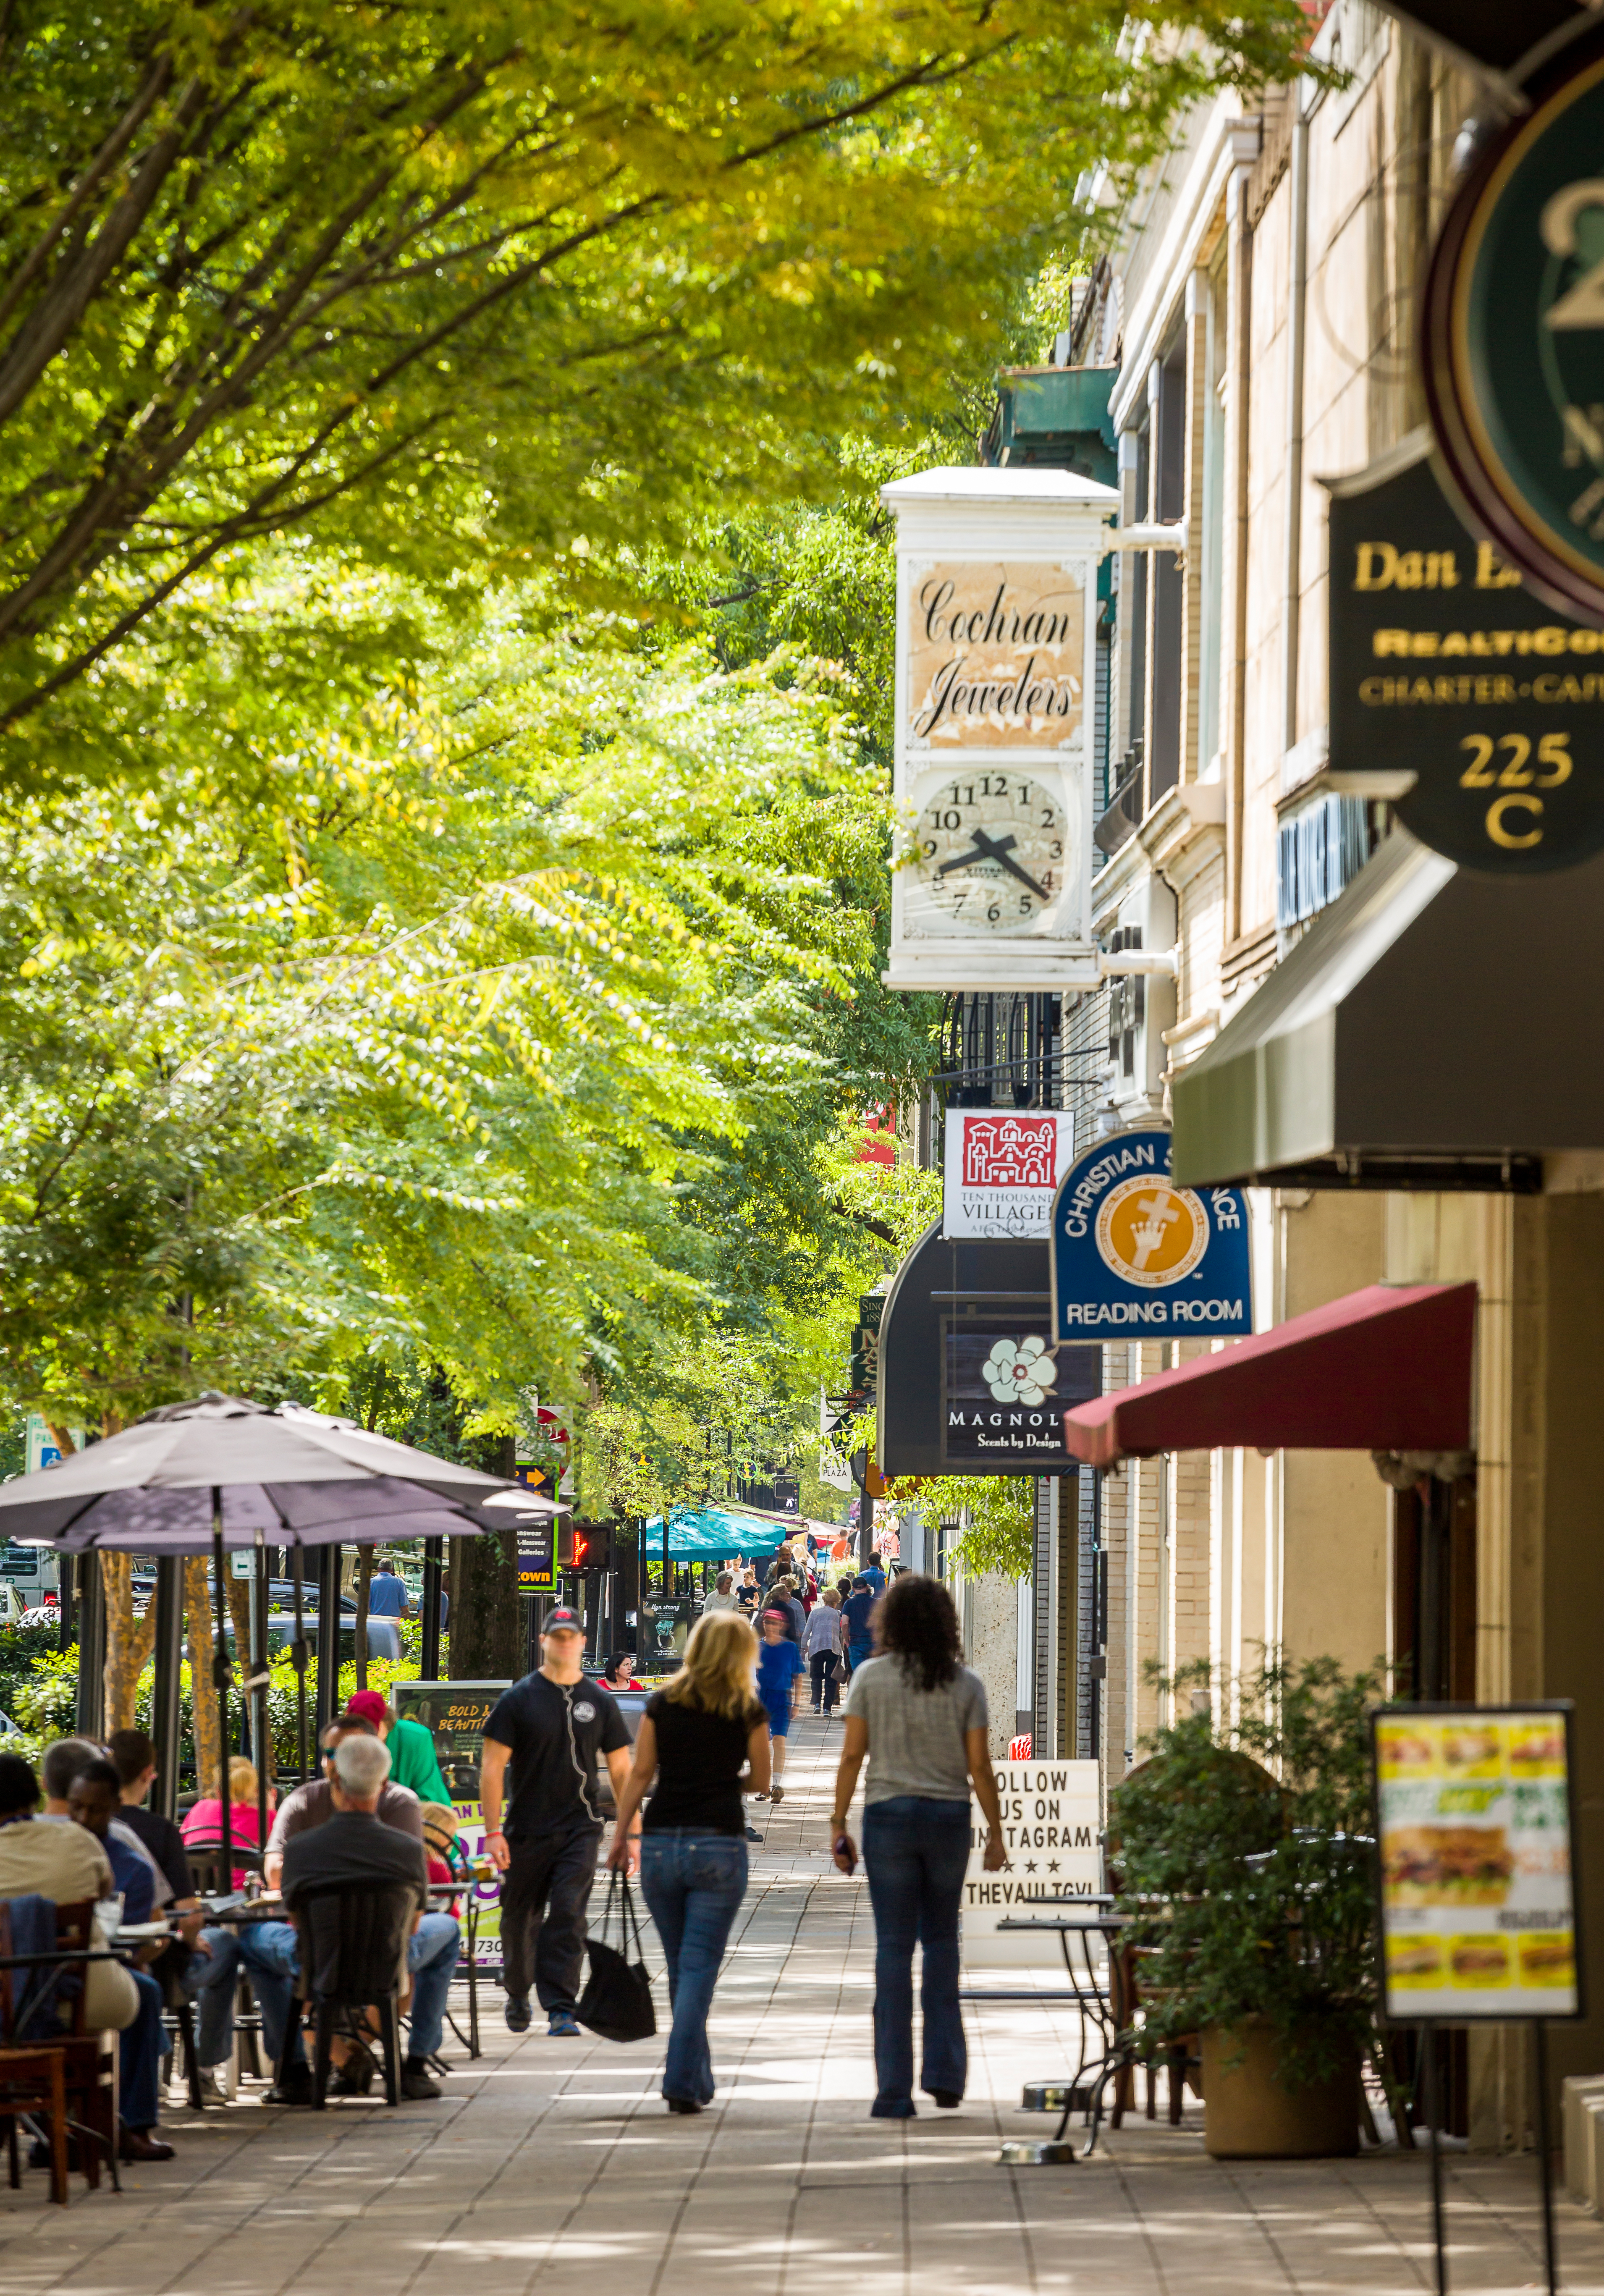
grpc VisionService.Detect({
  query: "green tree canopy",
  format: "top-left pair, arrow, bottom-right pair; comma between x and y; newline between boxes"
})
0,0 -> 1321,786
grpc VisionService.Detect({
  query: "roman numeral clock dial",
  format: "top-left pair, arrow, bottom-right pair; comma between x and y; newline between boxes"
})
905,769 -> 1069,936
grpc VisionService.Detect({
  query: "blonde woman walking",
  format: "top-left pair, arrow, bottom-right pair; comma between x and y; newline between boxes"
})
608,1611 -> 770,2113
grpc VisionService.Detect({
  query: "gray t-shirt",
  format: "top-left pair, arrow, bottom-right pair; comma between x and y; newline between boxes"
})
844,1656 -> 988,1806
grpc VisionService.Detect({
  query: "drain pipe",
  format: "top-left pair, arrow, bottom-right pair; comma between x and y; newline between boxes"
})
1281,92 -> 1310,761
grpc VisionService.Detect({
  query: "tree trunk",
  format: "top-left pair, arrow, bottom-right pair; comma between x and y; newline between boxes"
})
451,1434 -> 522,1677
185,1556 -> 223,1802
354,1548 -> 372,1690
101,1552 -> 157,1732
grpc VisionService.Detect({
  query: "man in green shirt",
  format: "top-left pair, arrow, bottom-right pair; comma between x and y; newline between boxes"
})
345,1690 -> 452,1804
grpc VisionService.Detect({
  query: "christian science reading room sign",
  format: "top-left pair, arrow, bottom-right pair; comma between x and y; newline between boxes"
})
1329,436 -> 1604,870
1051,1128 -> 1252,1340
880,467 -> 1118,993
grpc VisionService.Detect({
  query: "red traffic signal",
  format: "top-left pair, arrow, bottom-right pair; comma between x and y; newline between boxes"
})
561,1519 -> 611,1572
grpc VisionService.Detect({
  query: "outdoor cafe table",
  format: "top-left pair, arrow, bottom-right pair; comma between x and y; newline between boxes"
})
200,1881 -> 485,2060
993,1907 -> 1137,2165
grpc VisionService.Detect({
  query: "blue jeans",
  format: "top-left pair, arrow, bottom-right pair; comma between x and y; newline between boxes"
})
121,1967 -> 165,2131
861,1795 -> 970,2116
187,1911 -> 460,2068
847,1637 -> 872,1674
638,1832 -> 747,2105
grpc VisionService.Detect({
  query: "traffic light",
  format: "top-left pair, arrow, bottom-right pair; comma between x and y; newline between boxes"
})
561,1519 -> 611,1571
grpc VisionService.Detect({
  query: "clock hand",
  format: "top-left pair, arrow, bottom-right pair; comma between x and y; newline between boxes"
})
962,828 -> 1050,901
936,831 -> 1017,878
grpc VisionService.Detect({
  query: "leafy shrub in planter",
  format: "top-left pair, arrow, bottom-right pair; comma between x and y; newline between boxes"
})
1111,1652 -> 1382,2090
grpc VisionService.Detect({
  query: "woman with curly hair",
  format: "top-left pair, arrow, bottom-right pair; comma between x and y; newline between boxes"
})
827,1573 -> 1007,2118
608,1609 -> 770,2114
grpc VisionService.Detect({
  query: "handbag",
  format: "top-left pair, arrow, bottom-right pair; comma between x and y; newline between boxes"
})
575,1871 -> 656,2043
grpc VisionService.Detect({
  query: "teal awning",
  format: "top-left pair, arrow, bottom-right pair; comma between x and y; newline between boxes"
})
642,1509 -> 794,1559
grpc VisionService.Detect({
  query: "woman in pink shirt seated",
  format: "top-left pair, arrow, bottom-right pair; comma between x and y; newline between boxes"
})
181,1756 -> 272,1888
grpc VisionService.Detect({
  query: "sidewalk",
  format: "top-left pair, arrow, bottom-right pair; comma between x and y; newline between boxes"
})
5,1713 -> 1604,2296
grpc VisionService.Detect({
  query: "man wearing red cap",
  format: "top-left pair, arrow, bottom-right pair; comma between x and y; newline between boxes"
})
346,1690 -> 451,1805
479,1607 -> 634,2037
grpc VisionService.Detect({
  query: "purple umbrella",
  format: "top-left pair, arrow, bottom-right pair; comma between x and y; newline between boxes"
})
0,1392 -> 558,1861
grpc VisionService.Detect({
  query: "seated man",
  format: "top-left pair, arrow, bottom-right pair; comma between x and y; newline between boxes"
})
184,1714 -> 442,2103
280,1732 -> 454,2102
39,1738 -> 172,1913
0,1751 -> 140,2037
345,1688 -> 451,1805
66,1758 -> 174,2160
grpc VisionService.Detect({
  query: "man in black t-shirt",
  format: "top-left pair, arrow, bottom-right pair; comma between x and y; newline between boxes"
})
480,1606 -> 634,2037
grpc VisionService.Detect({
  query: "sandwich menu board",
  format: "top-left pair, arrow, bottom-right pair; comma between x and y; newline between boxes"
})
1372,1703 -> 1580,2021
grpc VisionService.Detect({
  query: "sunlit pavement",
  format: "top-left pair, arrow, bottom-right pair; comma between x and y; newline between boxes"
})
5,1718 -> 1604,2296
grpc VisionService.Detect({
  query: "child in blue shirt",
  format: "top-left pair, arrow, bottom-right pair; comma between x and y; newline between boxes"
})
756,1610 -> 805,1803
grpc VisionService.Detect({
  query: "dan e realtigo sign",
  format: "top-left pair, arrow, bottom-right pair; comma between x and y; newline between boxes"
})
881,466 -> 1118,993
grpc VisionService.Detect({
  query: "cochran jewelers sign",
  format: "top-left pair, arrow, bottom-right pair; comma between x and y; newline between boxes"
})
1426,24 -> 1604,629
1373,1704 -> 1581,2023
880,468 -> 1115,993
1051,1128 -> 1252,1340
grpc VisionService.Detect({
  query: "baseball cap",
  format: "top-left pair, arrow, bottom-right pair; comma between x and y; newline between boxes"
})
345,1689 -> 388,1728
543,1606 -> 584,1634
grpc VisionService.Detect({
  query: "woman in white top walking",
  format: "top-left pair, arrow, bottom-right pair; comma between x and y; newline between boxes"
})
800,1586 -> 844,1715
828,1575 -> 1008,2118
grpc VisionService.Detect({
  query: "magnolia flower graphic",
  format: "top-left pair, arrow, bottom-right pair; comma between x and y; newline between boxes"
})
982,1336 -> 1058,1407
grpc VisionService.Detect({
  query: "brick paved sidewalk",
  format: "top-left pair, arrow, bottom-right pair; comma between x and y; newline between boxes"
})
5,1714 -> 1602,2296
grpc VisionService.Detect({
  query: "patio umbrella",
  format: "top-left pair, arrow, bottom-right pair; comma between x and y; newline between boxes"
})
0,1391 -> 536,1856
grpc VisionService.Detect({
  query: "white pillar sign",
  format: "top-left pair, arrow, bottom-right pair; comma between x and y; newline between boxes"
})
962,1756 -> 1103,1967
881,467 -> 1118,992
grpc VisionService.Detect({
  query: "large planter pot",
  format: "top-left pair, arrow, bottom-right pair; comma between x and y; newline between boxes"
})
1199,2019 -> 1360,2159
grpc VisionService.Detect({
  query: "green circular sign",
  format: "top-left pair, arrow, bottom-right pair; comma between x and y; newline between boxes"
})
1426,29 -> 1604,625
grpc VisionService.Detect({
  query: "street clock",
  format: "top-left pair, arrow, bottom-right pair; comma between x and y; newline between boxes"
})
880,466 -> 1119,991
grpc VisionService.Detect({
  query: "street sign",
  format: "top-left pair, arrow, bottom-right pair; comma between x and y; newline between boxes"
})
943,1108 -> 1076,1239
1372,1703 -> 1582,2023
516,1516 -> 556,1594
24,1412 -> 83,1474
1328,438 -> 1604,870
1051,1129 -> 1252,1340
1425,25 -> 1604,624
879,467 -> 1117,992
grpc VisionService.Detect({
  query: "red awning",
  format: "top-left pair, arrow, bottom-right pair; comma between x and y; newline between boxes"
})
1060,1282 -> 1476,1469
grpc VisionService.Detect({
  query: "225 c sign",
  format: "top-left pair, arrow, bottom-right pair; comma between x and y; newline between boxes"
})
1457,729 -> 1573,851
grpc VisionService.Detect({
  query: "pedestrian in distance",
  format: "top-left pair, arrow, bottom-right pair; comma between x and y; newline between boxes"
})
755,1607 -> 805,1802
860,1553 -> 887,1598
828,1573 -> 1009,2119
801,1585 -> 845,1715
702,1571 -> 740,1615
480,1604 -> 638,2038
839,1571 -> 878,1678
766,1569 -> 805,1645
607,1611 -> 769,2114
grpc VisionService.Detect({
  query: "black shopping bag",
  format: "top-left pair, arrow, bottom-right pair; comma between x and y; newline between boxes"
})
576,1871 -> 656,2043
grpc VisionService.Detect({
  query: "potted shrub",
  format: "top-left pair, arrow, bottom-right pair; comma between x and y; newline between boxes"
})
1110,1652 -> 1382,2158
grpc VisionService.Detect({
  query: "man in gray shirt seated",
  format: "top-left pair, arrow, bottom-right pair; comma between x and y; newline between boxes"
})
282,1732 -> 453,2101
183,1714 -> 447,2102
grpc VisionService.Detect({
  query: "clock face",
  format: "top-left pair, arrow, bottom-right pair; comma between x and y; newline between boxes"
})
902,767 -> 1070,937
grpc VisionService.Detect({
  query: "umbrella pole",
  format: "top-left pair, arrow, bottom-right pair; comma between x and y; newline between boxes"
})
211,1496 -> 232,1884
292,1538 -> 309,1783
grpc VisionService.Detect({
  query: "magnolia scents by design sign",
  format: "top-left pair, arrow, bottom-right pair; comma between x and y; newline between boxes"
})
881,468 -> 1117,992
